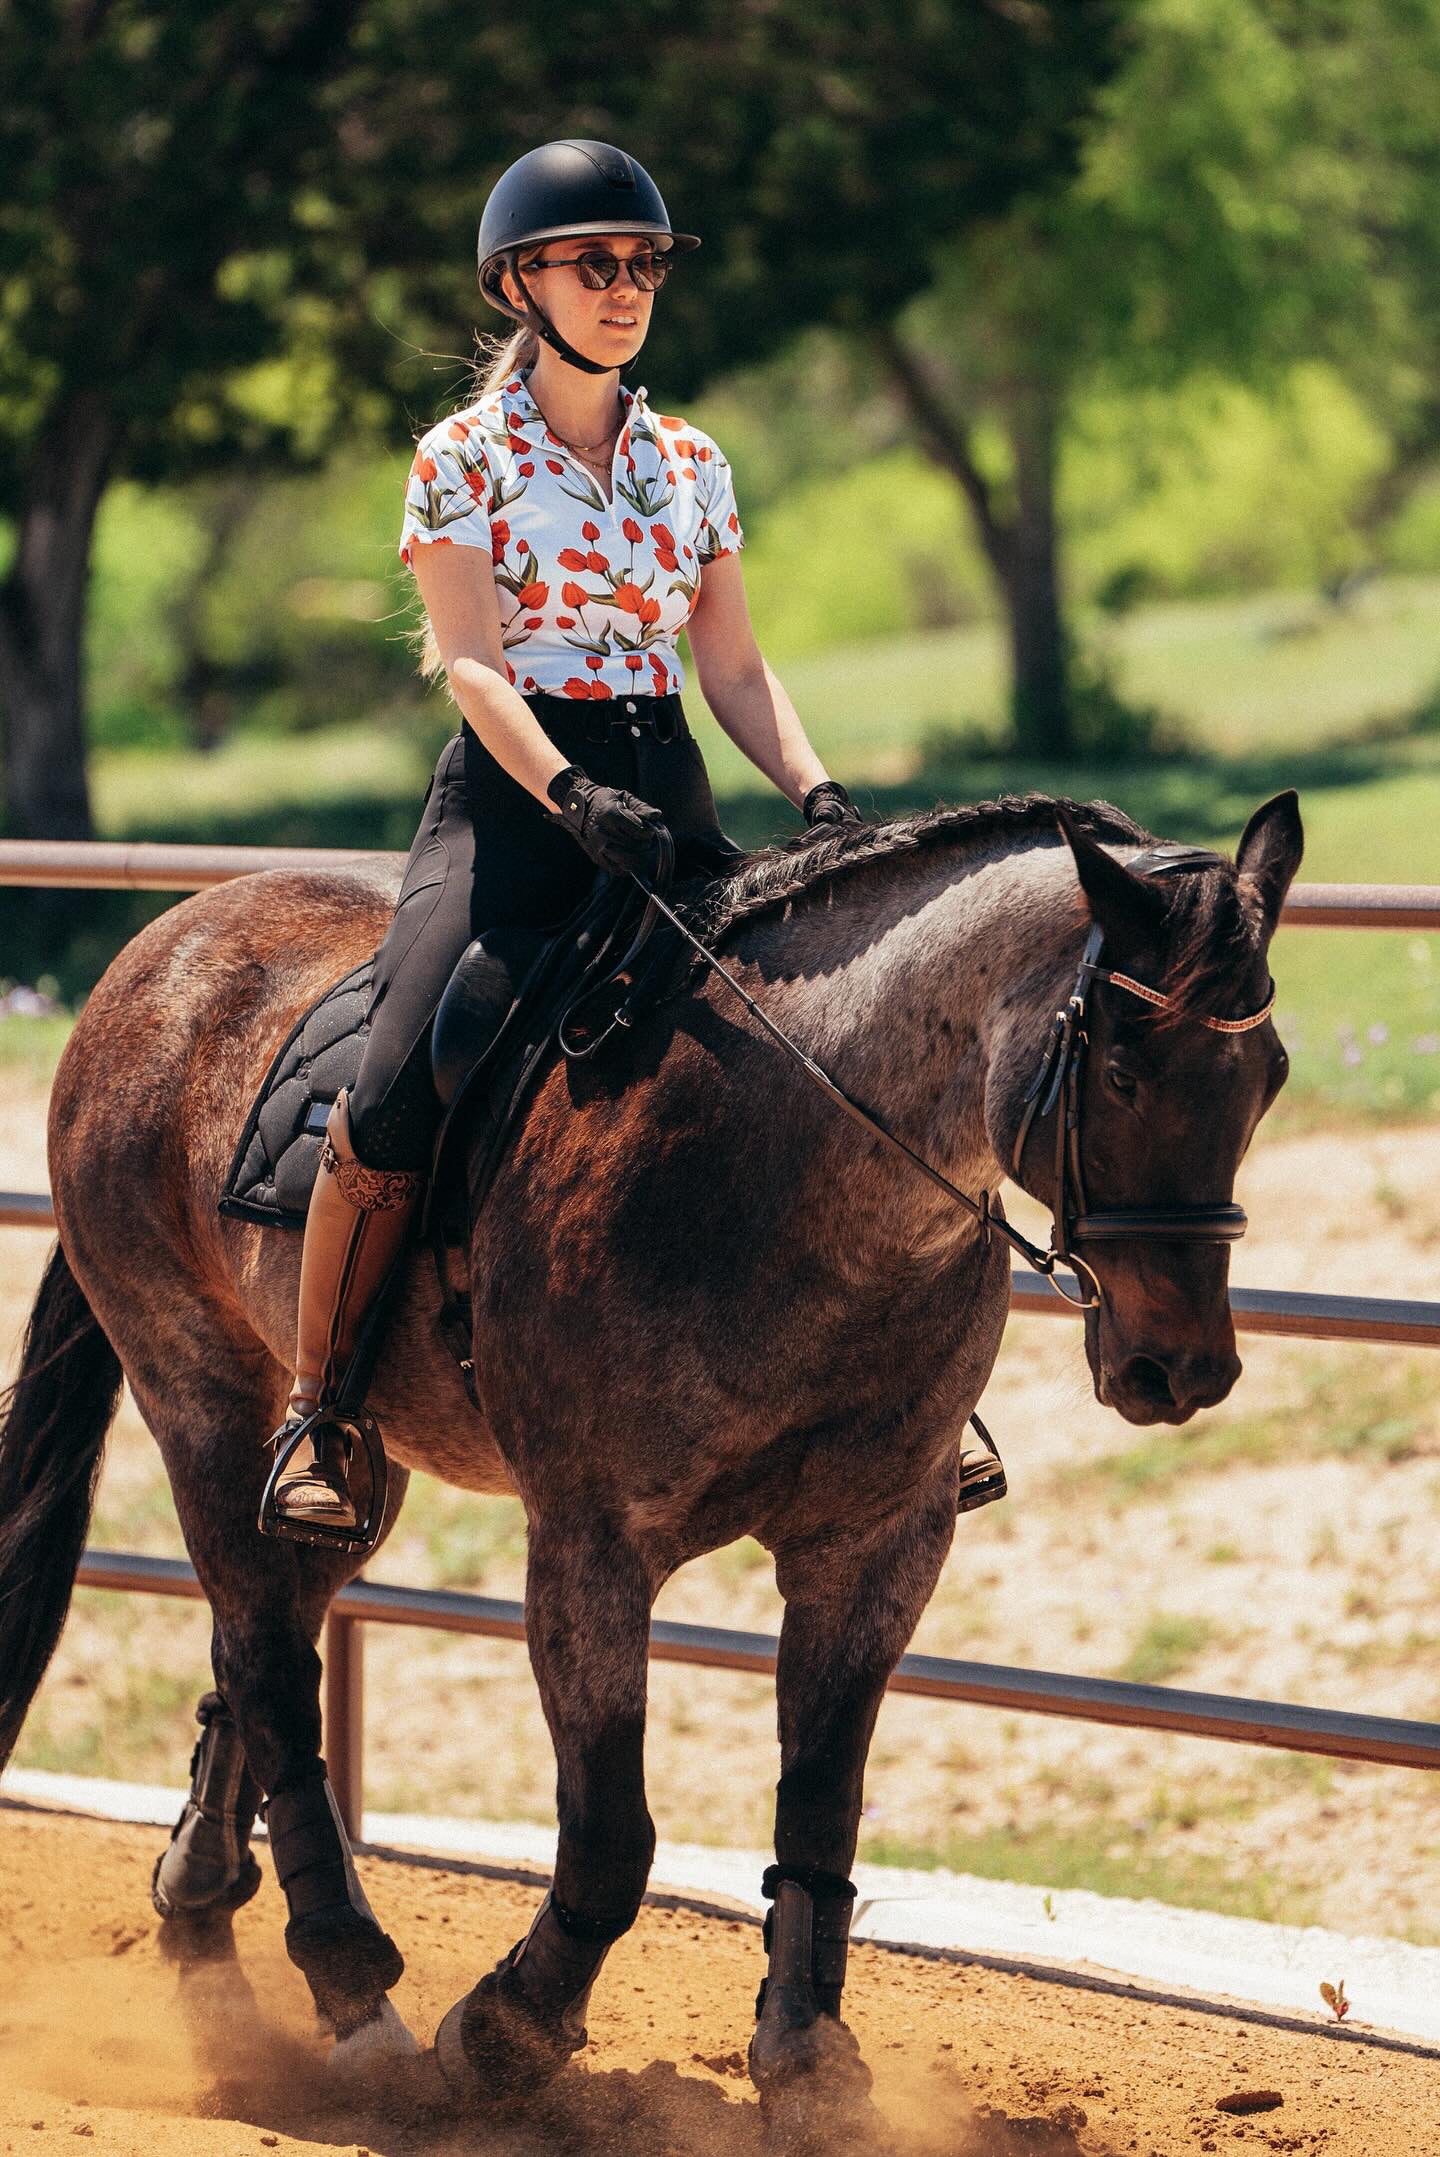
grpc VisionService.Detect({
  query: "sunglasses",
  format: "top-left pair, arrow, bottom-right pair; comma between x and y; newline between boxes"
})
525,247 -> 673,292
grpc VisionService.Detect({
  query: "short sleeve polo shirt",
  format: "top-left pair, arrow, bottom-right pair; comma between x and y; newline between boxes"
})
398,371 -> 744,700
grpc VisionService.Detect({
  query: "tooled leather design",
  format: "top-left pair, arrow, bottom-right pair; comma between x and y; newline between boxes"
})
320,1137 -> 422,1212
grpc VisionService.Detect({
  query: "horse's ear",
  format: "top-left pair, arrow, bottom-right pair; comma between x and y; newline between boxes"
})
1235,789 -> 1304,939
1055,807 -> 1169,947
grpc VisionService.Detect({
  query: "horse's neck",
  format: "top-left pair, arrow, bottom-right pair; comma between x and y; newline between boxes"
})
754,836 -> 1076,1249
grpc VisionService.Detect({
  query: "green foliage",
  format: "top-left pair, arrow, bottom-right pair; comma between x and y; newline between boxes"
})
1116,1615 -> 1219,1684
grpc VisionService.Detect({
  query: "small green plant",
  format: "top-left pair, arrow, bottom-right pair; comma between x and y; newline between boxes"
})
1116,1614 -> 1217,1685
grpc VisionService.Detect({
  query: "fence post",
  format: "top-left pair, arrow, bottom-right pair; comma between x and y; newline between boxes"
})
324,1608 -> 365,1841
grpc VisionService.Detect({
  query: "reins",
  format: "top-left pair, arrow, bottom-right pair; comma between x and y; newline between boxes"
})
609,838 -> 1275,1313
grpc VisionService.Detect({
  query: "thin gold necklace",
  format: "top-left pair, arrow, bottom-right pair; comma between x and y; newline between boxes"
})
526,380 -> 623,456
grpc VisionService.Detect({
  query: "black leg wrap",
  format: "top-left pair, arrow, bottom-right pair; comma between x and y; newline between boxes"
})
264,1766 -> 403,2031
757,1866 -> 859,2021
436,1890 -> 620,2105
151,1691 -> 263,1924
750,1871 -> 871,2104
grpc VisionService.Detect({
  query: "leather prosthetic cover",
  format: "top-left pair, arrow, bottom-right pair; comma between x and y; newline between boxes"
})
151,1691 -> 263,1919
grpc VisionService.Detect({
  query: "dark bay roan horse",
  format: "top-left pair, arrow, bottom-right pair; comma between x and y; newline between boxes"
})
0,787 -> 1301,2125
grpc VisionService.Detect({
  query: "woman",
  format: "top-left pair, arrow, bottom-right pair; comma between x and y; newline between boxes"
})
266,138 -> 861,1533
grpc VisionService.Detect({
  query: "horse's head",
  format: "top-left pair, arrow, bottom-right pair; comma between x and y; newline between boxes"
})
1001,791 -> 1303,1426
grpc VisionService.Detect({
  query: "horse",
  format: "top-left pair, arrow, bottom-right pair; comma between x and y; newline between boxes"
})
0,785 -> 1302,2128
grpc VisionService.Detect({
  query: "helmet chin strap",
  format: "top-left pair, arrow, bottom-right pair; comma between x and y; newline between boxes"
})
509,259 -> 615,378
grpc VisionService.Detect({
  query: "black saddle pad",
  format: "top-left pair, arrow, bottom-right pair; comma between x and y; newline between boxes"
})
218,872 -> 690,1240
218,959 -> 376,1231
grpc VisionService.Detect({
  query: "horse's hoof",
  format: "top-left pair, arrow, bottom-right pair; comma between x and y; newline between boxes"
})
285,1904 -> 405,2037
433,1976 -> 585,2109
750,2014 -> 878,2151
329,1997 -> 420,2084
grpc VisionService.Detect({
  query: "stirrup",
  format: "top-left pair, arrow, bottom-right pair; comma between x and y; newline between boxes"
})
258,1407 -> 388,1554
956,1413 -> 1007,1514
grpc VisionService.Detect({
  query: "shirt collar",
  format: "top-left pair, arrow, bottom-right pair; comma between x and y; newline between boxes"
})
502,372 -> 651,446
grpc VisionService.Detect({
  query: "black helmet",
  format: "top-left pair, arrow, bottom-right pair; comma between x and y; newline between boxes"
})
477,139 -> 699,378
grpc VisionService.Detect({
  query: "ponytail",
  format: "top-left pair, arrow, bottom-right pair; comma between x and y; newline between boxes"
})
404,317 -> 540,687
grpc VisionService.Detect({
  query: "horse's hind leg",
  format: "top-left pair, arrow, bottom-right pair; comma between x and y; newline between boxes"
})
753,1480 -> 958,2124
123,1332 -> 410,2047
151,1684 -> 263,1962
434,1517 -> 656,2106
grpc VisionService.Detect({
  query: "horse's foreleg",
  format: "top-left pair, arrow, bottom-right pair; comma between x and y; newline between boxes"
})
754,1481 -> 957,2116
435,1520 -> 655,2108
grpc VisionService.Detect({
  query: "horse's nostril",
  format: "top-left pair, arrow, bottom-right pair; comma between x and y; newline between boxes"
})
1121,1354 -> 1175,1409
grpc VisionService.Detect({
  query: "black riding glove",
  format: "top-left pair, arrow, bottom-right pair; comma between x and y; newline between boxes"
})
802,779 -> 862,829
547,764 -> 671,878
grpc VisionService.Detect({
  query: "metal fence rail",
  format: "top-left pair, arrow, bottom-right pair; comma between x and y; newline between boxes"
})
3,839 -> 1437,1843
73,1550 -> 1440,1840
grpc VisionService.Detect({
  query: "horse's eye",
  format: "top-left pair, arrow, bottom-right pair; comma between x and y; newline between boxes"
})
1105,1060 -> 1139,1100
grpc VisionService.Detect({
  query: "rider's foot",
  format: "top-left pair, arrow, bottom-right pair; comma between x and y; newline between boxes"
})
270,1418 -> 359,1530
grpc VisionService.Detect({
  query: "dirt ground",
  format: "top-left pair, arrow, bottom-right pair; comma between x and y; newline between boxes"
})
0,1808 -> 1435,2157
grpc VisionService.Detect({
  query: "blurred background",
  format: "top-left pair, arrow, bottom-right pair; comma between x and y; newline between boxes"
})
1,0 -> 1438,1947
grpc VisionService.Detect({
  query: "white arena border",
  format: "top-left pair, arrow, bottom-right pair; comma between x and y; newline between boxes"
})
4,1764 -> 1439,2053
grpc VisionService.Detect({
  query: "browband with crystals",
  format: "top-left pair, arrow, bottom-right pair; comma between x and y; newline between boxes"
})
1100,966 -> 1277,1034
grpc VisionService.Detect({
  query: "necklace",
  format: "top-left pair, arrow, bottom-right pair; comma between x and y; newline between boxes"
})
528,387 -> 623,456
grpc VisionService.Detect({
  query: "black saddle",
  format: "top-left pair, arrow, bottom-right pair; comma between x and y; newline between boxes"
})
219,859 -> 687,1241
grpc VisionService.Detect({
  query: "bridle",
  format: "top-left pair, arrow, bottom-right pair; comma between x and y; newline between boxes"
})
604,840 -> 1275,1316
1008,844 -> 1276,1309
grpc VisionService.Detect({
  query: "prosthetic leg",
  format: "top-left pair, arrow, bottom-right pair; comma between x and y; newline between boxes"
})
260,1088 -> 423,1551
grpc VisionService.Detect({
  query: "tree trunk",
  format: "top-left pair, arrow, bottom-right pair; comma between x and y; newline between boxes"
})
996,389 -> 1073,760
0,390 -> 120,839
875,328 -> 1075,759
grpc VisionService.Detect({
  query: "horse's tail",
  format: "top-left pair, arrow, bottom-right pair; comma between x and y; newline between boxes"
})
0,1239 -> 123,1771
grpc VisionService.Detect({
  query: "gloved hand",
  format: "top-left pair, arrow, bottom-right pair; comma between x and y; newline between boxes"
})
802,778 -> 862,829
546,764 -> 671,878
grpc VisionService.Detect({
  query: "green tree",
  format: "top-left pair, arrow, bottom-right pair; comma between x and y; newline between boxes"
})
0,0 -> 1123,837
875,0 -> 1417,756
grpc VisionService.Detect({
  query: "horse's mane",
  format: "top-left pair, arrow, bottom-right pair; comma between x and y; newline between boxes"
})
679,793 -> 1262,1027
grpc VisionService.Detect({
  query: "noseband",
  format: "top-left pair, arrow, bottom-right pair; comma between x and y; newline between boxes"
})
1009,845 -> 1276,1308
621,841 -> 1275,1316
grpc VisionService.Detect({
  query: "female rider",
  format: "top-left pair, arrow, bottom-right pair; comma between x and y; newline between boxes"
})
265,138 -> 860,1532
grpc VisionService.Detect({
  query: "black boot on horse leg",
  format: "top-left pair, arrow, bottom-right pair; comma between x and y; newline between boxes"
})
435,1526 -> 656,2106
265,1766 -> 407,2041
205,1583 -> 411,2056
263,1088 -> 423,1543
751,1494 -> 957,2135
151,1689 -> 263,1965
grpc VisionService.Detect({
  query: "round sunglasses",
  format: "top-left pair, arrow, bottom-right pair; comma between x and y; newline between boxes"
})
525,246 -> 674,293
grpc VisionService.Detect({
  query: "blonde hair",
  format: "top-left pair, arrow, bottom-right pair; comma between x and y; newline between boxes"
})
405,307 -> 540,686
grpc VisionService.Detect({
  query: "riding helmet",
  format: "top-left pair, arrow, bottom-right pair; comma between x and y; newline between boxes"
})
477,139 -> 699,376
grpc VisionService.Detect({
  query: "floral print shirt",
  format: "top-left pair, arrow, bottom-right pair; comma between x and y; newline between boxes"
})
398,372 -> 744,699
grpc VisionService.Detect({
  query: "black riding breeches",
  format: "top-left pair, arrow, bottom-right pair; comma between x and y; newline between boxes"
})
346,692 -> 742,1172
